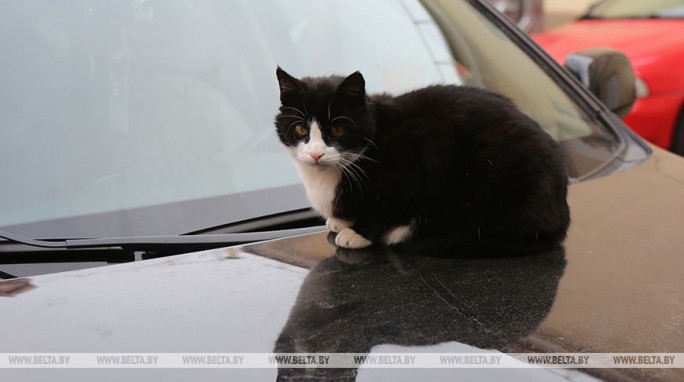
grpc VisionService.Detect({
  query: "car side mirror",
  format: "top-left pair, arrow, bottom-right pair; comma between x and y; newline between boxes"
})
563,47 -> 636,118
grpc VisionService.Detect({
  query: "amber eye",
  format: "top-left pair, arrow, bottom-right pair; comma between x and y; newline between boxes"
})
294,125 -> 309,137
329,125 -> 344,138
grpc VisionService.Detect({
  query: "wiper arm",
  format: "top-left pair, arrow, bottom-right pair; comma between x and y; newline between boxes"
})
0,226 -> 325,263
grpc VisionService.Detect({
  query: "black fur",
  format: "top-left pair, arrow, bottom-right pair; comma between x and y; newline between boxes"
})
275,68 -> 570,254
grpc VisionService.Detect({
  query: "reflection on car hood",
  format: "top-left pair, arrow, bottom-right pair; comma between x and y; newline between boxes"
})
1,148 -> 683,381
259,240 -> 566,380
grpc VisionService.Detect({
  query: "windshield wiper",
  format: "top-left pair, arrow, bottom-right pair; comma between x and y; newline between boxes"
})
0,226 -> 325,264
579,14 -> 676,20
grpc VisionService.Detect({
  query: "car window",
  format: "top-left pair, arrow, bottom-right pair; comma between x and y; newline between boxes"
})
0,0 -> 627,239
424,0 -> 622,180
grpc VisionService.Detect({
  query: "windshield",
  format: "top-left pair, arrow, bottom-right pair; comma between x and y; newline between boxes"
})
1,0 -> 625,239
585,0 -> 684,19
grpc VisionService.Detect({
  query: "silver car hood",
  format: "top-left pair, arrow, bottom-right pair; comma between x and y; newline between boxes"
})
1,234 -> 594,381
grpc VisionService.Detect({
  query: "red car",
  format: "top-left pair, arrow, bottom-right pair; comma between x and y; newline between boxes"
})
533,0 -> 684,154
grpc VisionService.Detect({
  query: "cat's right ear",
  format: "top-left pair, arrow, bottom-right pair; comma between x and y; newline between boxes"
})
276,67 -> 303,102
336,71 -> 366,101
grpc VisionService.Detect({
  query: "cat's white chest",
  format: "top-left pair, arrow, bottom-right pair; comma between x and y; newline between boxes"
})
295,163 -> 340,218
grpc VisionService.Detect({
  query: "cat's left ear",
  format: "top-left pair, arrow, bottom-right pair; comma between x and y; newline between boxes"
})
336,71 -> 366,101
276,67 -> 303,101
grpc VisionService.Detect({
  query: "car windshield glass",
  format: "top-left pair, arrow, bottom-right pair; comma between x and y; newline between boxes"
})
585,0 -> 684,19
1,0 -> 621,239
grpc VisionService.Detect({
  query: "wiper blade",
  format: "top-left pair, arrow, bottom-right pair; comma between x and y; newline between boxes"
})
0,230 -> 69,249
0,226 -> 325,262
579,14 -> 672,20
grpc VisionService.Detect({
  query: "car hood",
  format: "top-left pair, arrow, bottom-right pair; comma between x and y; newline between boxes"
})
1,147 -> 683,381
526,146 -> 684,381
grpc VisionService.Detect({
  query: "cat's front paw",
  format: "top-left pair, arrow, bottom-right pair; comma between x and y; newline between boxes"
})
326,217 -> 352,233
335,228 -> 372,249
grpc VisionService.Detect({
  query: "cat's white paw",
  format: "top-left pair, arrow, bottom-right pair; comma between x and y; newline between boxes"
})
335,228 -> 372,249
326,217 -> 352,233
383,224 -> 415,245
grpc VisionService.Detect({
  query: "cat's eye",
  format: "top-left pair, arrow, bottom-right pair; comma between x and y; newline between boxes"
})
329,125 -> 344,138
294,125 -> 309,137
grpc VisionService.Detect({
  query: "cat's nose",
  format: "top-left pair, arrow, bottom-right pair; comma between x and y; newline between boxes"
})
310,152 -> 325,162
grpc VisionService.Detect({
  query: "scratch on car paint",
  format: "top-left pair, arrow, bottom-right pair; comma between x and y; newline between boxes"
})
433,273 -> 476,313
0,278 -> 37,297
417,271 -> 469,319
417,270 -> 489,329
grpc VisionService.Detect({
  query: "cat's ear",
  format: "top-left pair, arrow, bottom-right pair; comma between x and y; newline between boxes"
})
276,67 -> 303,101
336,71 -> 366,101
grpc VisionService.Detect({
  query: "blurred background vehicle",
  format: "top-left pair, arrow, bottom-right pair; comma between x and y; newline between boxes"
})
484,0 -> 544,32
533,0 -> 684,155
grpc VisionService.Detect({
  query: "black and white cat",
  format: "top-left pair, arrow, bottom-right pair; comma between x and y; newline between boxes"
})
274,67 -> 570,253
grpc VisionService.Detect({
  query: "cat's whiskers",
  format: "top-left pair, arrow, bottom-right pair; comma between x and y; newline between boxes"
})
275,114 -> 304,122
280,106 -> 305,117
330,115 -> 359,128
340,164 -> 366,193
362,138 -> 379,152
338,157 -> 370,193
356,152 -> 379,163
333,162 -> 356,193
330,157 -> 361,192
